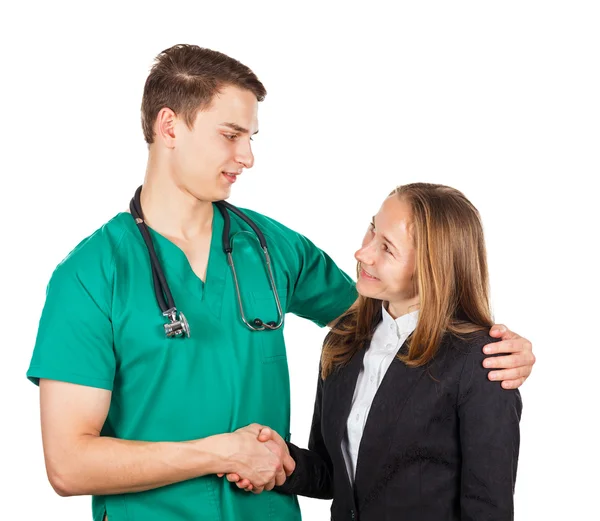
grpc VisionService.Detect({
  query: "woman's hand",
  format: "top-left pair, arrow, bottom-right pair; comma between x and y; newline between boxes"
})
218,425 -> 295,493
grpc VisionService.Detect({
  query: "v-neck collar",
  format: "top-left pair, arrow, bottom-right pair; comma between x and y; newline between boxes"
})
120,204 -> 227,319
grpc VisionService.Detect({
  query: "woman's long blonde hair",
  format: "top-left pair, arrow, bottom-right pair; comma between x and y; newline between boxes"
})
321,183 -> 493,379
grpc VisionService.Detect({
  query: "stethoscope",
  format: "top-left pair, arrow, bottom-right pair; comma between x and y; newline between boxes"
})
129,186 -> 284,339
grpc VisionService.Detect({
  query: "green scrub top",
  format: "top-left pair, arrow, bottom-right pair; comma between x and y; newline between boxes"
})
27,205 -> 357,521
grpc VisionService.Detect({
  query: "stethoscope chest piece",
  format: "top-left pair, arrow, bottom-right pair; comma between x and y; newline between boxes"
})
163,307 -> 191,338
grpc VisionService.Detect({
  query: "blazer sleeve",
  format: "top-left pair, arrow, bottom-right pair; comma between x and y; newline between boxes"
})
457,335 -> 523,521
275,369 -> 334,499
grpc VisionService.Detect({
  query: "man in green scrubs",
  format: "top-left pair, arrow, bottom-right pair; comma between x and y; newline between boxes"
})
27,44 -> 536,521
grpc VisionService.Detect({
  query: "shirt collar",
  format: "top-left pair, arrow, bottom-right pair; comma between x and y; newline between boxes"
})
381,303 -> 419,338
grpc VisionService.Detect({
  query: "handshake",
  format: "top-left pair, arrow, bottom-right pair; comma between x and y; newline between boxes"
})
217,423 -> 296,494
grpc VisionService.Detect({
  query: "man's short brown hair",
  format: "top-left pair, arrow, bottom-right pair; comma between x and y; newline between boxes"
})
141,44 -> 267,144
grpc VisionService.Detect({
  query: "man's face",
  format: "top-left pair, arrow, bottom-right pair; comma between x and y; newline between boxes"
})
171,84 -> 259,202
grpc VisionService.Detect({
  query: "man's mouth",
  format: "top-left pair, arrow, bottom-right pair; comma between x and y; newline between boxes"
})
222,171 -> 239,183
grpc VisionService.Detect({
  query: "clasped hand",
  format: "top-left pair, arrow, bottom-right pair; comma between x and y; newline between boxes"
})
218,424 -> 295,493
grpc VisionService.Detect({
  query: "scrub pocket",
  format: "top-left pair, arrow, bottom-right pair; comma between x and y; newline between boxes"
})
251,288 -> 288,363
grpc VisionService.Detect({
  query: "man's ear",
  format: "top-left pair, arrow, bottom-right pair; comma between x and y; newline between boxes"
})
154,107 -> 177,148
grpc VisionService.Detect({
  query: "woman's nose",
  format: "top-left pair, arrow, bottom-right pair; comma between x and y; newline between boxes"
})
355,243 -> 375,265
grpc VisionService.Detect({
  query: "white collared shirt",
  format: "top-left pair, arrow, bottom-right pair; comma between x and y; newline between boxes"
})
341,305 -> 419,483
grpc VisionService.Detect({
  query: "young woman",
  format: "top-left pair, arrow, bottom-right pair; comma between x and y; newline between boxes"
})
263,183 -> 522,520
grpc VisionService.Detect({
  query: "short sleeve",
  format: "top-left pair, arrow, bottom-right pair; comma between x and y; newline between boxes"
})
27,258 -> 116,391
287,233 -> 357,327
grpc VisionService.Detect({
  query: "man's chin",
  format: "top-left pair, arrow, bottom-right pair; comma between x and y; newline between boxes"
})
217,187 -> 232,202
205,183 -> 232,202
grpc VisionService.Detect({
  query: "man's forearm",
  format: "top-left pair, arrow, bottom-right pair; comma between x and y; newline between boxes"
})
47,433 -> 232,496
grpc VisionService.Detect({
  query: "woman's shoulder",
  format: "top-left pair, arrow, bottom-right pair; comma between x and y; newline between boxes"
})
440,329 -> 521,403
442,328 -> 499,359
429,328 -> 499,379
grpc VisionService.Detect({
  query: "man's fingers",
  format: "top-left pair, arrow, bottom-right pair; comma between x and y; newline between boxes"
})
226,473 -> 241,482
489,324 -> 508,337
489,324 -> 521,340
483,353 -> 520,369
487,366 -> 529,383
217,473 -> 224,477
266,475 -> 279,490
484,353 -> 533,373
483,340 -> 523,355
502,377 -> 526,389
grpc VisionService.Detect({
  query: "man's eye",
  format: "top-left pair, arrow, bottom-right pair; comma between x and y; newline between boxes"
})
224,134 -> 238,141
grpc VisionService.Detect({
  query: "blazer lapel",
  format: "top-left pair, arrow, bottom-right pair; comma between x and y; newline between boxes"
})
321,347 -> 367,487
353,344 -> 427,505
324,347 -> 366,439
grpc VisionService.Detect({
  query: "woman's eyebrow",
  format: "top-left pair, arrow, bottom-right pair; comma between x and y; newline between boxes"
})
373,215 -> 399,252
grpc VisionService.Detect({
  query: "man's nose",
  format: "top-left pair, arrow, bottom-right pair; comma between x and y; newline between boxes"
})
236,141 -> 254,169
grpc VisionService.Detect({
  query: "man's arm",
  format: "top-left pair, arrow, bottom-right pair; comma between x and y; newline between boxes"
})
484,325 -> 536,389
40,380 -> 286,497
284,232 -> 357,327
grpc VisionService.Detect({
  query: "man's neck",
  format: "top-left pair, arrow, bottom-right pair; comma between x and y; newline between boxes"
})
140,165 -> 214,242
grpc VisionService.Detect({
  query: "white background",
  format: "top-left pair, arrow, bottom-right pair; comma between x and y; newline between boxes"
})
1,1 -> 599,519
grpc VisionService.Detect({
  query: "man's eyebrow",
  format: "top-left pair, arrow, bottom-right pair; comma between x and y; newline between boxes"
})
221,122 -> 259,135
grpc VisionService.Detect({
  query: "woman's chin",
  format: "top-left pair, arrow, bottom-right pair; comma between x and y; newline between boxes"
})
356,281 -> 385,301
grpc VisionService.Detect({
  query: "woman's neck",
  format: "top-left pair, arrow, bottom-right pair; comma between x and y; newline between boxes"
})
386,298 -> 420,320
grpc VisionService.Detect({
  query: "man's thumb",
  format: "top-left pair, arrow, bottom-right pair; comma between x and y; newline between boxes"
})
258,427 -> 272,441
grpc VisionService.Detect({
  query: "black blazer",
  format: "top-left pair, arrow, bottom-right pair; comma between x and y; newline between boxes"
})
277,331 -> 522,521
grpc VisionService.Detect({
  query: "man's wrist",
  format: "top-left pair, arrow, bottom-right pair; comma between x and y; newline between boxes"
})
191,433 -> 237,475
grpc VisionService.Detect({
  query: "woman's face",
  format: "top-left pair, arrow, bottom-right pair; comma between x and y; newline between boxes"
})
354,195 -> 419,316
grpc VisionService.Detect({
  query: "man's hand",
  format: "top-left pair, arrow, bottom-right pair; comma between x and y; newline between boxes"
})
218,426 -> 295,493
484,324 -> 536,389
217,424 -> 289,493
